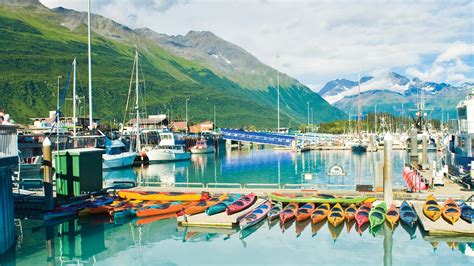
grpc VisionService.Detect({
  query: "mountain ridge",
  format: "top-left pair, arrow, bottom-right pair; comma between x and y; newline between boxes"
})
0,3 -> 344,127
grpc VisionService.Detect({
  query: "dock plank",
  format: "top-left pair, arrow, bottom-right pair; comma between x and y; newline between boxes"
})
177,199 -> 265,228
412,202 -> 474,236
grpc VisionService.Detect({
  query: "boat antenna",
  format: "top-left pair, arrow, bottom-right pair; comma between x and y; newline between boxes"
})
87,0 -> 93,130
357,73 -> 361,137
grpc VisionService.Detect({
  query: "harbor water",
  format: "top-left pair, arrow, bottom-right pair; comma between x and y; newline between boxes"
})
104,148 -> 436,189
6,147 -> 468,265
6,214 -> 474,265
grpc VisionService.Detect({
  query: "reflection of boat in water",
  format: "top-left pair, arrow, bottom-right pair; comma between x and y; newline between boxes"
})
311,220 -> 327,237
295,219 -> 311,237
280,218 -> 295,233
140,161 -> 189,184
328,222 -> 344,241
346,219 -> 356,233
400,220 -> 417,240
103,167 -> 137,187
459,242 -> 474,257
240,219 -> 265,240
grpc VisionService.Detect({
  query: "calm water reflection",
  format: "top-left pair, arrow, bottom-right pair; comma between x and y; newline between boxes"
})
6,215 -> 473,265
105,148 -> 438,189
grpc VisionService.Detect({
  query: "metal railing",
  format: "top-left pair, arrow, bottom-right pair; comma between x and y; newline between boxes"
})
243,183 -> 281,189
206,183 -> 242,189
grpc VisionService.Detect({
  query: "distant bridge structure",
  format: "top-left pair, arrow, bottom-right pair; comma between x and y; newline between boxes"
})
221,129 -> 296,147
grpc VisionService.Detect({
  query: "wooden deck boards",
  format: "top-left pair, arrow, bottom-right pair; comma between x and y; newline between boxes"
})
412,202 -> 474,236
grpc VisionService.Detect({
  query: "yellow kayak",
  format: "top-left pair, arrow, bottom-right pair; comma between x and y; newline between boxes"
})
118,190 -> 205,202
423,194 -> 441,222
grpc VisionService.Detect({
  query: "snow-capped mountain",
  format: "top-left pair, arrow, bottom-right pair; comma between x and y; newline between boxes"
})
319,72 -> 471,120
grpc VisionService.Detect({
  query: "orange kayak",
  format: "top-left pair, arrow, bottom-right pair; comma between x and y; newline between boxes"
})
311,203 -> 330,223
136,202 -> 194,217
442,198 -> 461,225
386,204 -> 400,230
345,204 -> 357,221
296,203 -> 315,222
184,193 -> 228,215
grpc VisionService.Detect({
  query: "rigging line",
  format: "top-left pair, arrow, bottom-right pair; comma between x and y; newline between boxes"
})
48,62 -> 74,136
122,56 -> 136,132
139,60 -> 147,117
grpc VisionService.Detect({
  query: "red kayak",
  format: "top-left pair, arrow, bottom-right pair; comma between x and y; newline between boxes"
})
226,193 -> 257,215
296,203 -> 315,222
355,202 -> 372,233
279,202 -> 299,223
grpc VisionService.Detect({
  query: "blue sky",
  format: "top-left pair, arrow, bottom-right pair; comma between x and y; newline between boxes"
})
40,0 -> 473,90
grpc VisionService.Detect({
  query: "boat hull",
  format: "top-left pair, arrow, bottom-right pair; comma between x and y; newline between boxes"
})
102,152 -> 137,169
146,150 -> 191,162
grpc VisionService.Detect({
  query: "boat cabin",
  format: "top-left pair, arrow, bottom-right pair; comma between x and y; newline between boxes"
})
454,91 -> 474,157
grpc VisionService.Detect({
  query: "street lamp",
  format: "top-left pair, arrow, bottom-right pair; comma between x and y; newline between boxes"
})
185,98 -> 189,135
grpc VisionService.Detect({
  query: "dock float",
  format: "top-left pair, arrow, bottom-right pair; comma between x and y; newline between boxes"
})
412,202 -> 474,236
177,199 -> 265,228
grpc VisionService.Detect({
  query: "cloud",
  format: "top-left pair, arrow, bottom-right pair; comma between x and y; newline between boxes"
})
39,0 -> 474,87
406,42 -> 474,85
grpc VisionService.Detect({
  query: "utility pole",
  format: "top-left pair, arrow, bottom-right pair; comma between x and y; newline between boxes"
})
56,75 -> 62,152
185,98 -> 189,135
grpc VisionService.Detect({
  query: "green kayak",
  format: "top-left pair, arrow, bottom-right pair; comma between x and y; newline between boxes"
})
369,202 -> 387,231
269,194 -> 370,204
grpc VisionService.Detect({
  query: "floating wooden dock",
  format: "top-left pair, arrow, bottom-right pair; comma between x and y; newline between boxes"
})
177,199 -> 265,228
412,202 -> 474,236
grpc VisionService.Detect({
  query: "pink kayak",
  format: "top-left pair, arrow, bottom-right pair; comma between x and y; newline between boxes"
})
226,193 -> 257,215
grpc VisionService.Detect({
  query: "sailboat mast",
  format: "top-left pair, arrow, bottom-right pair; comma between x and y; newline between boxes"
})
135,50 -> 141,152
87,0 -> 93,129
357,75 -> 361,136
73,58 -> 77,136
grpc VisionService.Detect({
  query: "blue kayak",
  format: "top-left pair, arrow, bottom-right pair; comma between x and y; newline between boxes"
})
400,201 -> 418,227
458,200 -> 472,223
206,194 -> 241,215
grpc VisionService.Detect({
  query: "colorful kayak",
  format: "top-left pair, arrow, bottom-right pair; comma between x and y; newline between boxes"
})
369,202 -> 386,230
311,203 -> 330,223
345,204 -> 357,221
239,200 -> 271,230
118,190 -> 206,202
136,202 -> 192,217
423,195 -> 441,222
386,204 -> 400,230
355,202 -> 372,231
296,203 -> 315,222
458,200 -> 472,223
268,202 -> 283,221
270,193 -> 369,204
185,193 -> 228,215
206,194 -> 241,215
400,201 -> 417,227
442,198 -> 461,225
327,203 -> 345,227
227,193 -> 257,215
279,202 -> 299,223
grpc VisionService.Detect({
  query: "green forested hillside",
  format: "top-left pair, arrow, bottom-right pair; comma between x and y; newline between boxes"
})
0,3 -> 344,129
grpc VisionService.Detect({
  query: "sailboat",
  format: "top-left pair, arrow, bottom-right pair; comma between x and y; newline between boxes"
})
351,75 -> 368,153
71,0 -> 136,169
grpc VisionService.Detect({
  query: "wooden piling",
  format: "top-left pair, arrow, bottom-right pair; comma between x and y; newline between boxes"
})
42,137 -> 54,211
383,133 -> 393,205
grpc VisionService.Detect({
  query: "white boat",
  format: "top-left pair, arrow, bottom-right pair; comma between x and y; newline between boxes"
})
190,139 -> 215,154
145,132 -> 191,162
102,139 -> 136,170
